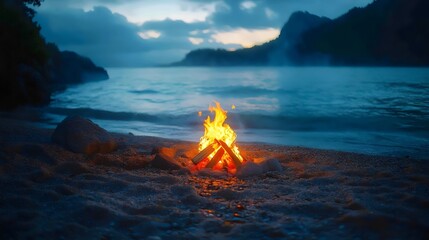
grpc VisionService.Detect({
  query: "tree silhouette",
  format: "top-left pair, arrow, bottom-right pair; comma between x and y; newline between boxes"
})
0,0 -> 48,109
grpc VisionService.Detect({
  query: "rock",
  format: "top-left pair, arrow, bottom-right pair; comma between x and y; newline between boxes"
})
261,159 -> 283,172
52,116 -> 117,154
236,161 -> 265,179
236,159 -> 283,179
47,43 -> 109,91
151,147 -> 176,158
151,153 -> 182,170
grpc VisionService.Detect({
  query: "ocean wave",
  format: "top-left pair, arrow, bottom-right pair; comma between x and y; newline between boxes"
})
47,107 -> 162,123
197,86 -> 289,96
128,89 -> 159,94
45,107 -> 428,133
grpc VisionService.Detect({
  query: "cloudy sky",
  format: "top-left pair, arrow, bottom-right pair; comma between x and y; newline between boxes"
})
36,0 -> 372,67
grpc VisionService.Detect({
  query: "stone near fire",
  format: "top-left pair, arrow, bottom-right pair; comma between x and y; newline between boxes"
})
151,147 -> 176,158
52,116 -> 117,155
236,161 -> 265,178
236,159 -> 283,178
261,159 -> 283,172
151,153 -> 182,170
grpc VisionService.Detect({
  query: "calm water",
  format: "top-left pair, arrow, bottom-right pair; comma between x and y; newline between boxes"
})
48,67 -> 429,159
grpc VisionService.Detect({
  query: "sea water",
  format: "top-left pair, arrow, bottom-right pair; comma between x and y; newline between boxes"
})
48,67 -> 429,159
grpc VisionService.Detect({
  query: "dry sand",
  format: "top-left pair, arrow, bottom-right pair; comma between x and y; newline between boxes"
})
0,117 -> 428,239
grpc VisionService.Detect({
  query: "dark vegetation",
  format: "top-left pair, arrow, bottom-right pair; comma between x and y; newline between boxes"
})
0,0 -> 108,110
298,0 -> 429,65
175,0 -> 429,66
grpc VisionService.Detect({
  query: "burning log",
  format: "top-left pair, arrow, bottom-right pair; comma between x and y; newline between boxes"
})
218,140 -> 242,168
192,143 -> 216,164
205,148 -> 224,169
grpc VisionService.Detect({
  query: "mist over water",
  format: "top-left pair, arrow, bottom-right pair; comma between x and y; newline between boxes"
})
49,67 -> 429,159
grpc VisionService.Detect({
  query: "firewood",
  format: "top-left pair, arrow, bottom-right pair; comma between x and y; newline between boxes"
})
217,140 -> 242,167
205,148 -> 224,169
192,143 -> 215,164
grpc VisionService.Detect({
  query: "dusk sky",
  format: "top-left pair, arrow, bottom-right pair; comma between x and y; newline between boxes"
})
36,0 -> 373,66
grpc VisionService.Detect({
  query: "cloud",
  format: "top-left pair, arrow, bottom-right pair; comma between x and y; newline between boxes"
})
36,6 -> 236,66
40,0 -> 216,24
264,7 -> 277,19
240,1 -> 257,11
140,18 -> 241,50
37,7 -> 142,50
37,7 -> 139,65
203,0 -> 372,28
35,0 -> 374,66
207,0 -> 277,28
212,28 -> 280,48
140,18 -> 208,36
138,30 -> 161,39
188,37 -> 204,45
36,6 -> 198,66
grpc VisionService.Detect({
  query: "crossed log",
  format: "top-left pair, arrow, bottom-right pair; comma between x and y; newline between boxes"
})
192,139 -> 242,168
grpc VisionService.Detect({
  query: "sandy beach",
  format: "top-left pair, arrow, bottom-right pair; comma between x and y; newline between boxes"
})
2,0 -> 429,239
0,116 -> 428,239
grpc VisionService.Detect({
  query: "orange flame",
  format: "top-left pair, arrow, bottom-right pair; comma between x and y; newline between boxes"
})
197,102 -> 243,172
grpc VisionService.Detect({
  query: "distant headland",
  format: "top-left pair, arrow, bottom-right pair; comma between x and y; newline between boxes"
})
172,0 -> 429,67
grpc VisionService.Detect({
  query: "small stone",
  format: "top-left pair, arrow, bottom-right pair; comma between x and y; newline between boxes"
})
151,147 -> 176,158
236,204 -> 245,210
236,161 -> 264,178
151,153 -> 182,170
261,159 -> 283,172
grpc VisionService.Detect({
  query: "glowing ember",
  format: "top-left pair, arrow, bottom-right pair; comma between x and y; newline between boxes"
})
193,102 -> 244,173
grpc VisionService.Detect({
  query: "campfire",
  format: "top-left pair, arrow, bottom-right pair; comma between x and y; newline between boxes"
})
192,102 -> 245,173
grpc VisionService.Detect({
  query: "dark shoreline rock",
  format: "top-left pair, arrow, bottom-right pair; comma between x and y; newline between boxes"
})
47,43 -> 109,91
0,2 -> 109,110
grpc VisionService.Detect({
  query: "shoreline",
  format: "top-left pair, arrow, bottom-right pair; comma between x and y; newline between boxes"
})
2,106 -> 428,161
1,116 -> 428,239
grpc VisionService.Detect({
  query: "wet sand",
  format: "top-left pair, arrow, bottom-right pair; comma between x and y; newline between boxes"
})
0,117 -> 428,239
